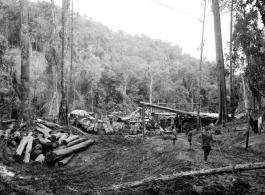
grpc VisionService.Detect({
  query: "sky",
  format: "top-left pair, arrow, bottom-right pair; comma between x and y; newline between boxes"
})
34,0 -> 231,61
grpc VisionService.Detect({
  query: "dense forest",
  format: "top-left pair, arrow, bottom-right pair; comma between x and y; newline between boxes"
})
0,0 -> 264,120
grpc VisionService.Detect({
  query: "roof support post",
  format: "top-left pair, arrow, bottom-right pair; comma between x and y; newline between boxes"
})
142,106 -> 145,139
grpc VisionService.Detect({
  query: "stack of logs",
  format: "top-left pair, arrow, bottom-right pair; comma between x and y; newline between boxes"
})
1,119 -> 95,167
74,117 -> 114,134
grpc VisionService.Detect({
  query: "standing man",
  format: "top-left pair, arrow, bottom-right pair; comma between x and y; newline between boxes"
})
187,130 -> 193,149
201,126 -> 214,163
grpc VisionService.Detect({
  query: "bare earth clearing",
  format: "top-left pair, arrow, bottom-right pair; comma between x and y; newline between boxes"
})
0,119 -> 265,195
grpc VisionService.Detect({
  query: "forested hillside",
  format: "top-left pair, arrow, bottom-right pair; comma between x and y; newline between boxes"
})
0,0 -> 230,117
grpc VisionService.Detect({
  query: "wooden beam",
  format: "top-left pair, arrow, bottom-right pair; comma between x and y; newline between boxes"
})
139,102 -> 191,115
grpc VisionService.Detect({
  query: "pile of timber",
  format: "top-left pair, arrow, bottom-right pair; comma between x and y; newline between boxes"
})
74,117 -> 114,134
0,119 -> 95,167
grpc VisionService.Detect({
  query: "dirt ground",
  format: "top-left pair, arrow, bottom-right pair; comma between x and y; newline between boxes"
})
1,118 -> 265,195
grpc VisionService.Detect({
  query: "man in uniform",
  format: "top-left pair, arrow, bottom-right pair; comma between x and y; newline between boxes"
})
201,126 -> 214,163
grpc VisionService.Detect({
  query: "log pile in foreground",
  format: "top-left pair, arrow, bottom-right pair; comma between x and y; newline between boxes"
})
1,119 -> 95,167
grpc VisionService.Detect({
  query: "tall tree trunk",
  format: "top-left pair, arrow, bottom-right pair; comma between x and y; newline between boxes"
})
149,75 -> 153,104
73,80 -> 76,110
5,17 -> 8,48
197,0 -> 206,130
91,80 -> 93,112
69,0 -> 74,105
230,0 -> 235,118
59,0 -> 70,125
242,76 -> 249,113
212,0 -> 229,124
19,0 -> 30,121
47,0 -> 58,116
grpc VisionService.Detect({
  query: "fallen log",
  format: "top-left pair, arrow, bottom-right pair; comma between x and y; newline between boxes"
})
32,144 -> 42,157
36,118 -> 63,129
36,126 -> 51,139
110,162 -> 265,190
50,132 -> 63,142
51,141 -> 59,149
23,136 -> 34,163
102,123 -> 109,133
58,154 -> 74,167
66,138 -> 88,147
62,135 -> 79,145
58,133 -> 68,145
37,123 -> 52,133
38,138 -> 52,147
87,123 -> 94,132
105,122 -> 113,133
15,132 -> 33,160
69,125 -> 88,136
80,118 -> 90,129
32,154 -> 45,165
4,123 -> 15,139
46,139 -> 94,162
55,145 -> 66,151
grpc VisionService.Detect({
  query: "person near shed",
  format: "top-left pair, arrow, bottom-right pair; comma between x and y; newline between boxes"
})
187,130 -> 193,149
172,126 -> 177,145
201,125 -> 215,163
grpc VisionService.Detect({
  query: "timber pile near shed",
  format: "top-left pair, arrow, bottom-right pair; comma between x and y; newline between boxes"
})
74,117 -> 114,134
1,119 -> 95,167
